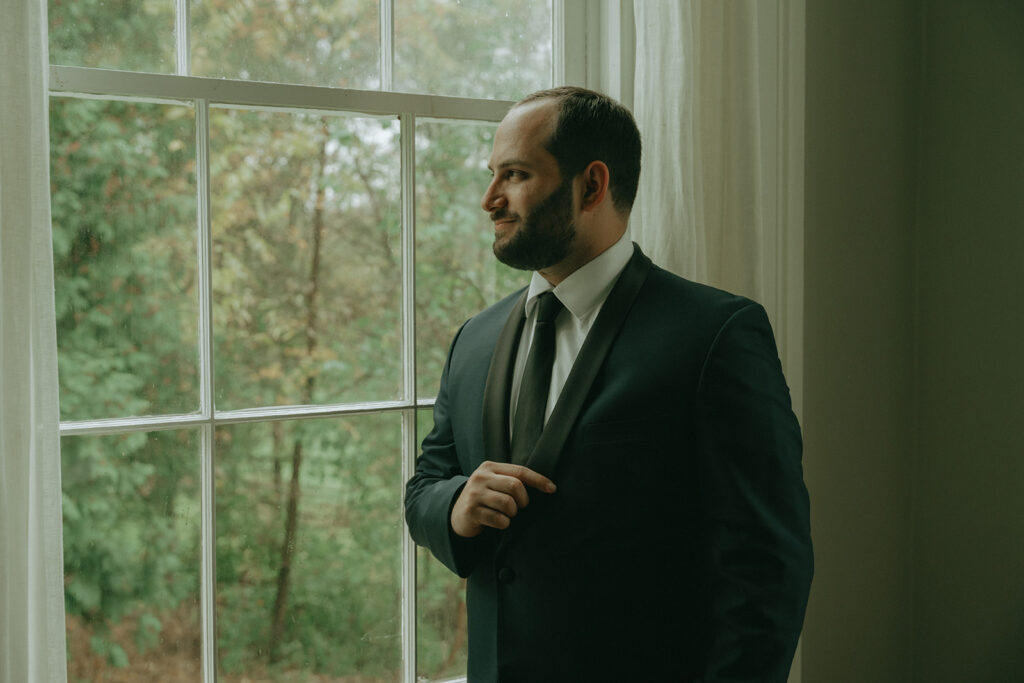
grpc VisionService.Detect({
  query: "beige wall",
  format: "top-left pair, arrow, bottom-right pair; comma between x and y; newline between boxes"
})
912,2 -> 1024,680
802,1 -> 919,680
801,1 -> 1024,680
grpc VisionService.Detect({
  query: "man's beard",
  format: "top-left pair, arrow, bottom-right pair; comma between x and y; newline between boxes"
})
492,179 -> 576,271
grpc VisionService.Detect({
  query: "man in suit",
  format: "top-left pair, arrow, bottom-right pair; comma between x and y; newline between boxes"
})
405,87 -> 813,682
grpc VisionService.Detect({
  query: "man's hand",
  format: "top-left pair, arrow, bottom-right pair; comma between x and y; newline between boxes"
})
450,461 -> 557,538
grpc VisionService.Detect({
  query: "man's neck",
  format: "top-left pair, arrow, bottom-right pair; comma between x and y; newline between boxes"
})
537,225 -> 628,286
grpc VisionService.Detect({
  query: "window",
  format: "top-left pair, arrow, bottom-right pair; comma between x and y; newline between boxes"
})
48,2 -> 564,680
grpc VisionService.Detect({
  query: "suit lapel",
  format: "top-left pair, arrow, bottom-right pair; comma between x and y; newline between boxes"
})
524,244 -> 653,477
480,290 -> 528,464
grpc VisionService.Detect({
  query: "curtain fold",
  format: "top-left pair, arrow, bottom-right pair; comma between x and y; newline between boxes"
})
0,1 -> 69,681
632,0 -> 764,302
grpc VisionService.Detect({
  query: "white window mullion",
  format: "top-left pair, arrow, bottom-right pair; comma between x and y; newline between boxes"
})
401,408 -> 418,683
598,0 -> 635,106
196,98 -> 214,420
553,0 -> 587,87
57,400 -> 423,438
400,114 -> 417,407
399,111 -> 418,683
175,0 -> 190,76
49,66 -> 511,121
200,421 -> 218,683
195,96 -> 218,683
58,413 -> 209,437
380,0 -> 395,91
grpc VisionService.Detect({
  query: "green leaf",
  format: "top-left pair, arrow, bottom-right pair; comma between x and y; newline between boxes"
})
67,576 -> 102,611
135,612 -> 163,652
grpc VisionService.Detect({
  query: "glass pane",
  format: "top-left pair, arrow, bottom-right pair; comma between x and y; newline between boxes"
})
417,547 -> 468,681
63,429 -> 201,681
395,0 -> 552,99
210,108 -> 402,410
215,415 -> 403,681
50,97 -> 199,421
415,410 -> 468,681
415,119 -> 525,399
49,0 -> 176,72
191,0 -> 380,89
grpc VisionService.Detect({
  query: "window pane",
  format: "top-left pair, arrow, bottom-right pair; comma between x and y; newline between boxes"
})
415,409 -> 468,680
49,0 -> 176,72
210,108 -> 402,410
417,546 -> 468,681
63,429 -> 201,681
395,0 -> 552,99
415,119 -> 525,399
191,0 -> 380,89
215,415 -> 403,681
50,97 -> 199,421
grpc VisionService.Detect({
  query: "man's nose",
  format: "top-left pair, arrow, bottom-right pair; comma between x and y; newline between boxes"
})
481,180 -> 506,213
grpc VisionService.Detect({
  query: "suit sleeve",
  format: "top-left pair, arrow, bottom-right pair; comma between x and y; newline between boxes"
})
404,322 -> 487,578
694,302 -> 813,683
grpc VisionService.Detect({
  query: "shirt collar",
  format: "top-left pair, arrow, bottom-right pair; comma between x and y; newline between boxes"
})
524,231 -> 634,320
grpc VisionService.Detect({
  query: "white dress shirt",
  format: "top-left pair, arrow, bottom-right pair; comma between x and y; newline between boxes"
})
509,232 -> 634,433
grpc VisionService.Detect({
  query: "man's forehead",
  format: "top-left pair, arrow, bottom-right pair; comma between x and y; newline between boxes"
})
499,99 -> 557,139
488,100 -> 558,168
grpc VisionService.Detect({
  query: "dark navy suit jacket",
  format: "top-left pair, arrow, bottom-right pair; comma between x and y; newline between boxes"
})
405,244 -> 813,682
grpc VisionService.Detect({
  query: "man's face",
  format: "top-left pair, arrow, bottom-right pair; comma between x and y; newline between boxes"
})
482,101 -> 577,272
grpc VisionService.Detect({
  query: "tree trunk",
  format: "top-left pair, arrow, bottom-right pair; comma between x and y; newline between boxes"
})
267,118 -> 330,663
272,420 -> 284,506
268,437 -> 303,662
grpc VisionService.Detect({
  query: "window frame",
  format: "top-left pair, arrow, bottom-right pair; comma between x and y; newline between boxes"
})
49,1 -> 591,681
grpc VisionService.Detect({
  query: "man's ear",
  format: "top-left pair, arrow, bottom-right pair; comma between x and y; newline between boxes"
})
579,161 -> 610,211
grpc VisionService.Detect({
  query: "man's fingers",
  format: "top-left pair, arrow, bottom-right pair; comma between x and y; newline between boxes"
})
505,463 -> 557,494
476,507 -> 512,530
481,461 -> 556,493
480,489 -> 520,519
490,474 -> 530,509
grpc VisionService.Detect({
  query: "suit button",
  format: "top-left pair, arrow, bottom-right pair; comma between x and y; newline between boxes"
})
498,567 -> 516,584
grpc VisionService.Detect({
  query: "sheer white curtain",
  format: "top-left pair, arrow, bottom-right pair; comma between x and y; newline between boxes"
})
0,1 -> 69,681
631,0 -> 764,302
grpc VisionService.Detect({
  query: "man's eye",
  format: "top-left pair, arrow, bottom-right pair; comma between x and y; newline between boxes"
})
506,170 -> 525,179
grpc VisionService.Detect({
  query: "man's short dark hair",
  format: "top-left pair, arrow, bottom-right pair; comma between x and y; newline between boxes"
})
516,86 -> 642,214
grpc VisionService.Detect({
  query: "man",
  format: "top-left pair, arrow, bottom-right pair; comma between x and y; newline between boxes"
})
405,87 -> 812,682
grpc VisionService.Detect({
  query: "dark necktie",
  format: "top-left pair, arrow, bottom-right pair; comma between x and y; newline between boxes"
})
510,291 -> 564,465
